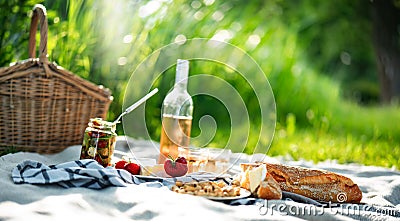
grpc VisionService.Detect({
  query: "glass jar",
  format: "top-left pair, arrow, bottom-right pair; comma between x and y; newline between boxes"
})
178,146 -> 208,173
80,118 -> 117,167
205,148 -> 232,175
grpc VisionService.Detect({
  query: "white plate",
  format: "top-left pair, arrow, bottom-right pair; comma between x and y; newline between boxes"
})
203,188 -> 251,201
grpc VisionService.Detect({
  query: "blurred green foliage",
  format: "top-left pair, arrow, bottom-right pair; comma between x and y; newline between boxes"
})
1,0 -> 399,168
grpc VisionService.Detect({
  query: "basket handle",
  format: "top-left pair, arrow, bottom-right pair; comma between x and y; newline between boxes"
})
28,4 -> 48,62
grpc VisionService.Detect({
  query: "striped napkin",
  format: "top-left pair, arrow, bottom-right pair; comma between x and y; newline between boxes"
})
11,159 -> 229,190
12,159 -> 143,189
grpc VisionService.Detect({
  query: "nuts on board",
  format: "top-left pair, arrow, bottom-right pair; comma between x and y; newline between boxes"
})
170,180 -> 241,197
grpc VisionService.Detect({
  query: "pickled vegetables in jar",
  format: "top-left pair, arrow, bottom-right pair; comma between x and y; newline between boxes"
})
80,118 -> 117,167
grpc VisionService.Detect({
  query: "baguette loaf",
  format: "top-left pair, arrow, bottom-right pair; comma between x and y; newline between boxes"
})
256,173 -> 282,200
264,163 -> 362,203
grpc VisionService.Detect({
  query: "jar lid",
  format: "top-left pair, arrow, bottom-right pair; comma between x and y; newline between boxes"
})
89,118 -> 116,131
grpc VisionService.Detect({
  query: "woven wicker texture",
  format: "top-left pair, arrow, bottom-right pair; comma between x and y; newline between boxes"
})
0,4 -> 112,154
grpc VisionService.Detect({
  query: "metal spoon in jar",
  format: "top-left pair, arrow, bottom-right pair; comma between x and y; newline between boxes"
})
113,88 -> 159,124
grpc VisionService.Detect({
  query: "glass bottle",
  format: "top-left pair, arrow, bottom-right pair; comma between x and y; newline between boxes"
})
158,59 -> 193,163
80,118 -> 117,167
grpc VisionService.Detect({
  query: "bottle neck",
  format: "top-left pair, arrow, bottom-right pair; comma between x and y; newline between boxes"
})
174,80 -> 188,92
174,59 -> 189,91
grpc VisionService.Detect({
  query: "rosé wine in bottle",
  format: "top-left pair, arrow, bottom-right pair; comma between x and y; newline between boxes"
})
158,59 -> 193,163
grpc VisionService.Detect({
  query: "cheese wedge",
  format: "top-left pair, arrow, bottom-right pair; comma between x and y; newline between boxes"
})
239,168 -> 249,190
248,164 -> 267,192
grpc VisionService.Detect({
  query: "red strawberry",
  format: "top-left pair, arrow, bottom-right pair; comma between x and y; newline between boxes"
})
164,156 -> 188,177
175,156 -> 187,165
115,160 -> 127,169
125,162 -> 141,175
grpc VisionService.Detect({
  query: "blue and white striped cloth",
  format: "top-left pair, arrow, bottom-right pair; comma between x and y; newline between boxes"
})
11,159 -> 227,190
12,159 -> 144,189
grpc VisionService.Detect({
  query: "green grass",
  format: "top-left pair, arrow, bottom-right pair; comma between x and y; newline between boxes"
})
0,146 -> 18,156
269,128 -> 399,169
265,102 -> 400,169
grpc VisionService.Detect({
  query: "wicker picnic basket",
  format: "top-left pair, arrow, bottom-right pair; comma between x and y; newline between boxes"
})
0,5 -> 113,154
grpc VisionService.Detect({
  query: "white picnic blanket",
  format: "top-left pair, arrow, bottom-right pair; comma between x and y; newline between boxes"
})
0,136 -> 399,221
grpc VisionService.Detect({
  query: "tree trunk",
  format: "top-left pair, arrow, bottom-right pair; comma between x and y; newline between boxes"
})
371,0 -> 400,103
